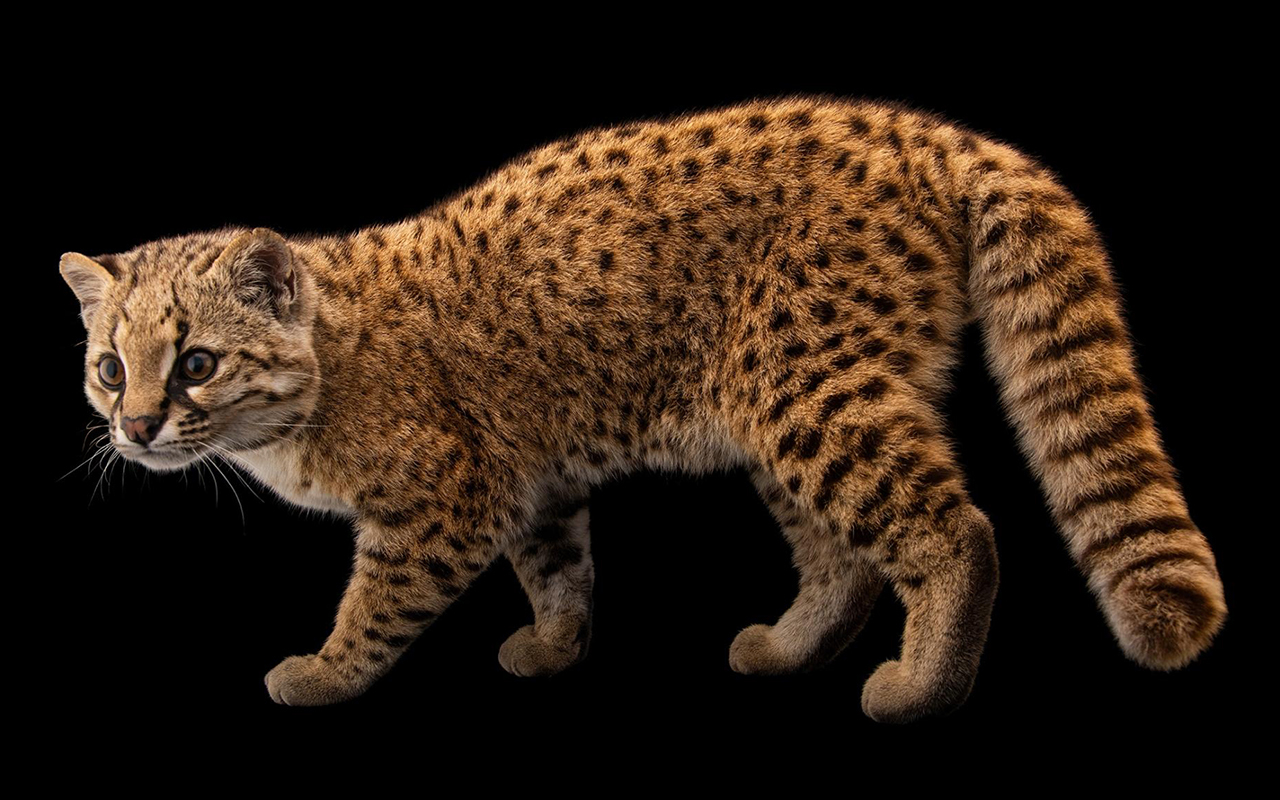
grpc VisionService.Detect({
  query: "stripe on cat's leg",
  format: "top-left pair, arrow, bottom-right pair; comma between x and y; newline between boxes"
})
498,502 -> 593,677
729,466 -> 884,675
265,513 -> 498,706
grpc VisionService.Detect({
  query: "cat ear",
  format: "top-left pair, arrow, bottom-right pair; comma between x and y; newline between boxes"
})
60,252 -> 118,328
212,228 -> 298,318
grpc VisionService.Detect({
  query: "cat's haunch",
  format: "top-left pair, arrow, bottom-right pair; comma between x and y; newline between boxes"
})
61,95 -> 1226,722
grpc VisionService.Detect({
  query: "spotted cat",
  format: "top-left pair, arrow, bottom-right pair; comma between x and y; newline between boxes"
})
60,95 -> 1226,722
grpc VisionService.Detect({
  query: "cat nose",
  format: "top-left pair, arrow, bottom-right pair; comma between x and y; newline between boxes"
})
122,414 -> 166,446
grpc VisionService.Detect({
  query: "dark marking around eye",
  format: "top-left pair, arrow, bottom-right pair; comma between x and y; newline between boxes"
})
174,320 -> 190,357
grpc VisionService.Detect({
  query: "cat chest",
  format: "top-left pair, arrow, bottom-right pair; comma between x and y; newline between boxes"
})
232,446 -> 354,516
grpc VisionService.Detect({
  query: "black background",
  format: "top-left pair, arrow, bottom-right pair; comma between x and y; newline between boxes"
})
22,28 -> 1262,765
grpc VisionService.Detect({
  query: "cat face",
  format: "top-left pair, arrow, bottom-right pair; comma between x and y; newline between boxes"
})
61,227 -> 320,472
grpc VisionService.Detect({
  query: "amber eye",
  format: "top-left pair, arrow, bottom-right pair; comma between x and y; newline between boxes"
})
97,355 -> 125,389
180,349 -> 217,382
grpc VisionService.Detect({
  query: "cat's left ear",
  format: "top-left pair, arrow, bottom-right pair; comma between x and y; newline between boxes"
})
211,228 -> 299,320
60,252 -> 118,328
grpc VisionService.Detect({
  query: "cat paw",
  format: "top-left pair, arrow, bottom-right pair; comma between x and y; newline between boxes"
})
860,659 -> 972,724
729,624 -> 802,675
265,654 -> 365,706
498,625 -> 584,677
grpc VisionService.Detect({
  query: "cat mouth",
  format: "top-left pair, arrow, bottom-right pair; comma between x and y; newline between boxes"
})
118,443 -> 206,472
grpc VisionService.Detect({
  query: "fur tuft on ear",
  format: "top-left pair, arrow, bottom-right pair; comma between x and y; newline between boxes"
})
60,252 -> 117,328
211,228 -> 297,318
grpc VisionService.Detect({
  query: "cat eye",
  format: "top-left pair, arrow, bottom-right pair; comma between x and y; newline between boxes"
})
179,349 -> 217,383
97,355 -> 125,389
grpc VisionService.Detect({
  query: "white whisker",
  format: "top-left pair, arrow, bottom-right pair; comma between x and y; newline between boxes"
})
204,439 -> 264,503
203,451 -> 247,526
62,438 -> 113,481
92,450 -> 120,503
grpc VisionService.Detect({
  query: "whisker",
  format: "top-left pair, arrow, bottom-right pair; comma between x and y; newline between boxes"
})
83,429 -> 108,450
203,452 -> 221,508
92,450 -> 120,503
204,439 -> 264,503
62,439 -> 113,481
82,423 -> 110,449
203,451 -> 247,526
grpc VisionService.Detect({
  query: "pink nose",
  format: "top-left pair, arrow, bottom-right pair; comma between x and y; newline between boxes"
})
122,415 -> 165,446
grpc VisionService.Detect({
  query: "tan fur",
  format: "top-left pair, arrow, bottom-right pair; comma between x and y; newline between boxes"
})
61,95 -> 1225,721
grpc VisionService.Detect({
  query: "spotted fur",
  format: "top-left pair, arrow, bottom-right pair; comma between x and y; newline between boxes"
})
60,95 -> 1225,722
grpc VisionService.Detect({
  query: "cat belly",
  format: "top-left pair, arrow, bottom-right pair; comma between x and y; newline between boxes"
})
232,445 -> 354,516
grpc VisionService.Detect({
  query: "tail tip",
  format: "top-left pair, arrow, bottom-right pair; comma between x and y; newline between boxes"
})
1107,567 -> 1227,671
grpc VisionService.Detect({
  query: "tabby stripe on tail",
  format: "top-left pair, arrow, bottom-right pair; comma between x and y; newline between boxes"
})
966,145 -> 1226,670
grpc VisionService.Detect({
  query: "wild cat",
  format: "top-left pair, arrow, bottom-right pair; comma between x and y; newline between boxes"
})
60,95 -> 1225,722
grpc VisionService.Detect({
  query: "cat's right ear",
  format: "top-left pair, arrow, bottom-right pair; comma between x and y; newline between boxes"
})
210,228 -> 299,321
60,252 -> 118,328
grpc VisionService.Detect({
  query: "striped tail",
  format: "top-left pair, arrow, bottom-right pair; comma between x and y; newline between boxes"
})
962,147 -> 1226,670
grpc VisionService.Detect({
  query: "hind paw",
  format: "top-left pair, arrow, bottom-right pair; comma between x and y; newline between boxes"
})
860,659 -> 973,724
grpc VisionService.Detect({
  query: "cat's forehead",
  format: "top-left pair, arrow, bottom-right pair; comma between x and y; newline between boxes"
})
99,232 -> 237,336
119,233 -> 227,282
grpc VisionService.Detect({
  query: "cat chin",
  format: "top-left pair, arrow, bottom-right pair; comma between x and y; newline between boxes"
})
123,447 -> 203,473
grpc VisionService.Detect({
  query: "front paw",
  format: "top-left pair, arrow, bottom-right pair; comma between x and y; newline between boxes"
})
729,624 -> 792,675
265,654 -> 365,707
498,625 -> 585,677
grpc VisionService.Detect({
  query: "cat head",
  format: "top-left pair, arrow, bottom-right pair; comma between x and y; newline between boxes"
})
61,227 -> 321,472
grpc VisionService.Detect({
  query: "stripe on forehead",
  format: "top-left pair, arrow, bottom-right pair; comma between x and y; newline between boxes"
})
115,304 -> 183,385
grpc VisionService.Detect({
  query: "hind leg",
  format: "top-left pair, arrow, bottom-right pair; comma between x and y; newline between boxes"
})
856,497 -> 998,724
743,374 -> 999,723
730,467 -> 886,674
498,502 -> 594,677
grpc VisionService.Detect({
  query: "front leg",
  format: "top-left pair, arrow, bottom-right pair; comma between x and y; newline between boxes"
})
499,502 -> 594,677
266,509 -> 499,706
